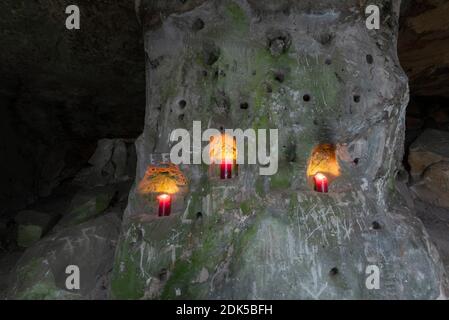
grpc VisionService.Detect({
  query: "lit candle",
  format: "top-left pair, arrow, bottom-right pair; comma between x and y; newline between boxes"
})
220,159 -> 232,179
157,194 -> 172,216
314,173 -> 328,193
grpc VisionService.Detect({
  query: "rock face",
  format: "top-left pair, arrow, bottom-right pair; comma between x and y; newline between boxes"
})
5,138 -> 135,299
409,129 -> 449,208
110,0 -> 448,299
56,186 -> 117,229
15,210 -> 58,248
7,213 -> 121,300
409,129 -> 449,178
74,139 -> 136,188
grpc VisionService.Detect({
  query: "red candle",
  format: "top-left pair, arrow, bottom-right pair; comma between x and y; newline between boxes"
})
314,173 -> 328,193
157,194 -> 172,216
220,159 -> 232,179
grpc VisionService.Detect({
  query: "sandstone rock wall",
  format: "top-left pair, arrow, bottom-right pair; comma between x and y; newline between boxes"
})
111,0 -> 448,299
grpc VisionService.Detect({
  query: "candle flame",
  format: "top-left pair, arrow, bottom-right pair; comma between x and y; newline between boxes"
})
314,173 -> 327,181
157,194 -> 170,200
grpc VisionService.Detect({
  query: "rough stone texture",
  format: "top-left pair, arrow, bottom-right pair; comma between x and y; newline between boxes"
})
415,199 -> 449,276
74,139 -> 136,188
411,161 -> 449,208
15,210 -> 57,248
56,186 -> 117,229
110,0 -> 448,299
7,213 -> 121,300
408,129 -> 449,178
0,252 -> 22,300
3,136 -> 136,299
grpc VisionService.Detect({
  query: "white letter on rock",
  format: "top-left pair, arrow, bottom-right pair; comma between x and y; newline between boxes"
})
170,129 -> 191,165
65,265 -> 80,290
365,5 -> 380,30
365,265 -> 380,290
65,5 -> 80,30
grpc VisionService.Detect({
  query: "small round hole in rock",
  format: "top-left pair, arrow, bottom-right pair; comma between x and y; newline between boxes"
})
325,58 -> 332,65
179,100 -> 187,109
366,54 -> 374,64
372,221 -> 381,230
196,212 -> 203,219
240,102 -> 249,110
178,114 -> 185,121
159,268 -> 168,281
192,18 -> 205,31
353,95 -> 360,103
303,94 -> 311,102
353,158 -> 359,165
274,72 -> 285,83
329,267 -> 339,276
203,43 -> 220,66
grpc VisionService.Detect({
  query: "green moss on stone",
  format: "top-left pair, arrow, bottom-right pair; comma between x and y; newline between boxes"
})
255,176 -> 266,197
225,1 -> 248,32
17,225 -> 42,248
17,282 -> 79,300
110,233 -> 145,300
270,166 -> 292,190
240,200 -> 253,215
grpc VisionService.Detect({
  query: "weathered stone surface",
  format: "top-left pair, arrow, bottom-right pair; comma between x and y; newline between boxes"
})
15,210 -> 57,248
7,213 -> 121,300
415,199 -> 449,277
399,0 -> 449,97
409,129 -> 449,178
111,0 -> 448,299
0,252 -> 22,300
74,139 -> 136,188
411,161 -> 449,208
56,186 -> 117,228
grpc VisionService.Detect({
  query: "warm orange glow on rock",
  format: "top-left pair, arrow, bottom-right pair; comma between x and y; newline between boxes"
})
209,133 -> 237,163
307,144 -> 340,180
138,163 -> 187,195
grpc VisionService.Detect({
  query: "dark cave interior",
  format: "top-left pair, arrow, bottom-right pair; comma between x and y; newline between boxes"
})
0,0 -> 449,299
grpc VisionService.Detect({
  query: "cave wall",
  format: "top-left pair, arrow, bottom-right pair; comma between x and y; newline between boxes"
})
111,0 -> 448,299
0,0 -> 145,215
399,0 -> 449,98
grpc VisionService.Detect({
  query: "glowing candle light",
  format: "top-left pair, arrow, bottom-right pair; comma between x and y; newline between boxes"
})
157,194 -> 172,216
314,173 -> 328,193
220,159 -> 233,179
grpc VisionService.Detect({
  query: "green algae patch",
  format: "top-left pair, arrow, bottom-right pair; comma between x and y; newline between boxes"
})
255,176 -> 266,198
225,1 -> 248,32
17,225 -> 42,248
270,165 -> 293,190
11,257 -> 81,300
110,229 -> 145,299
